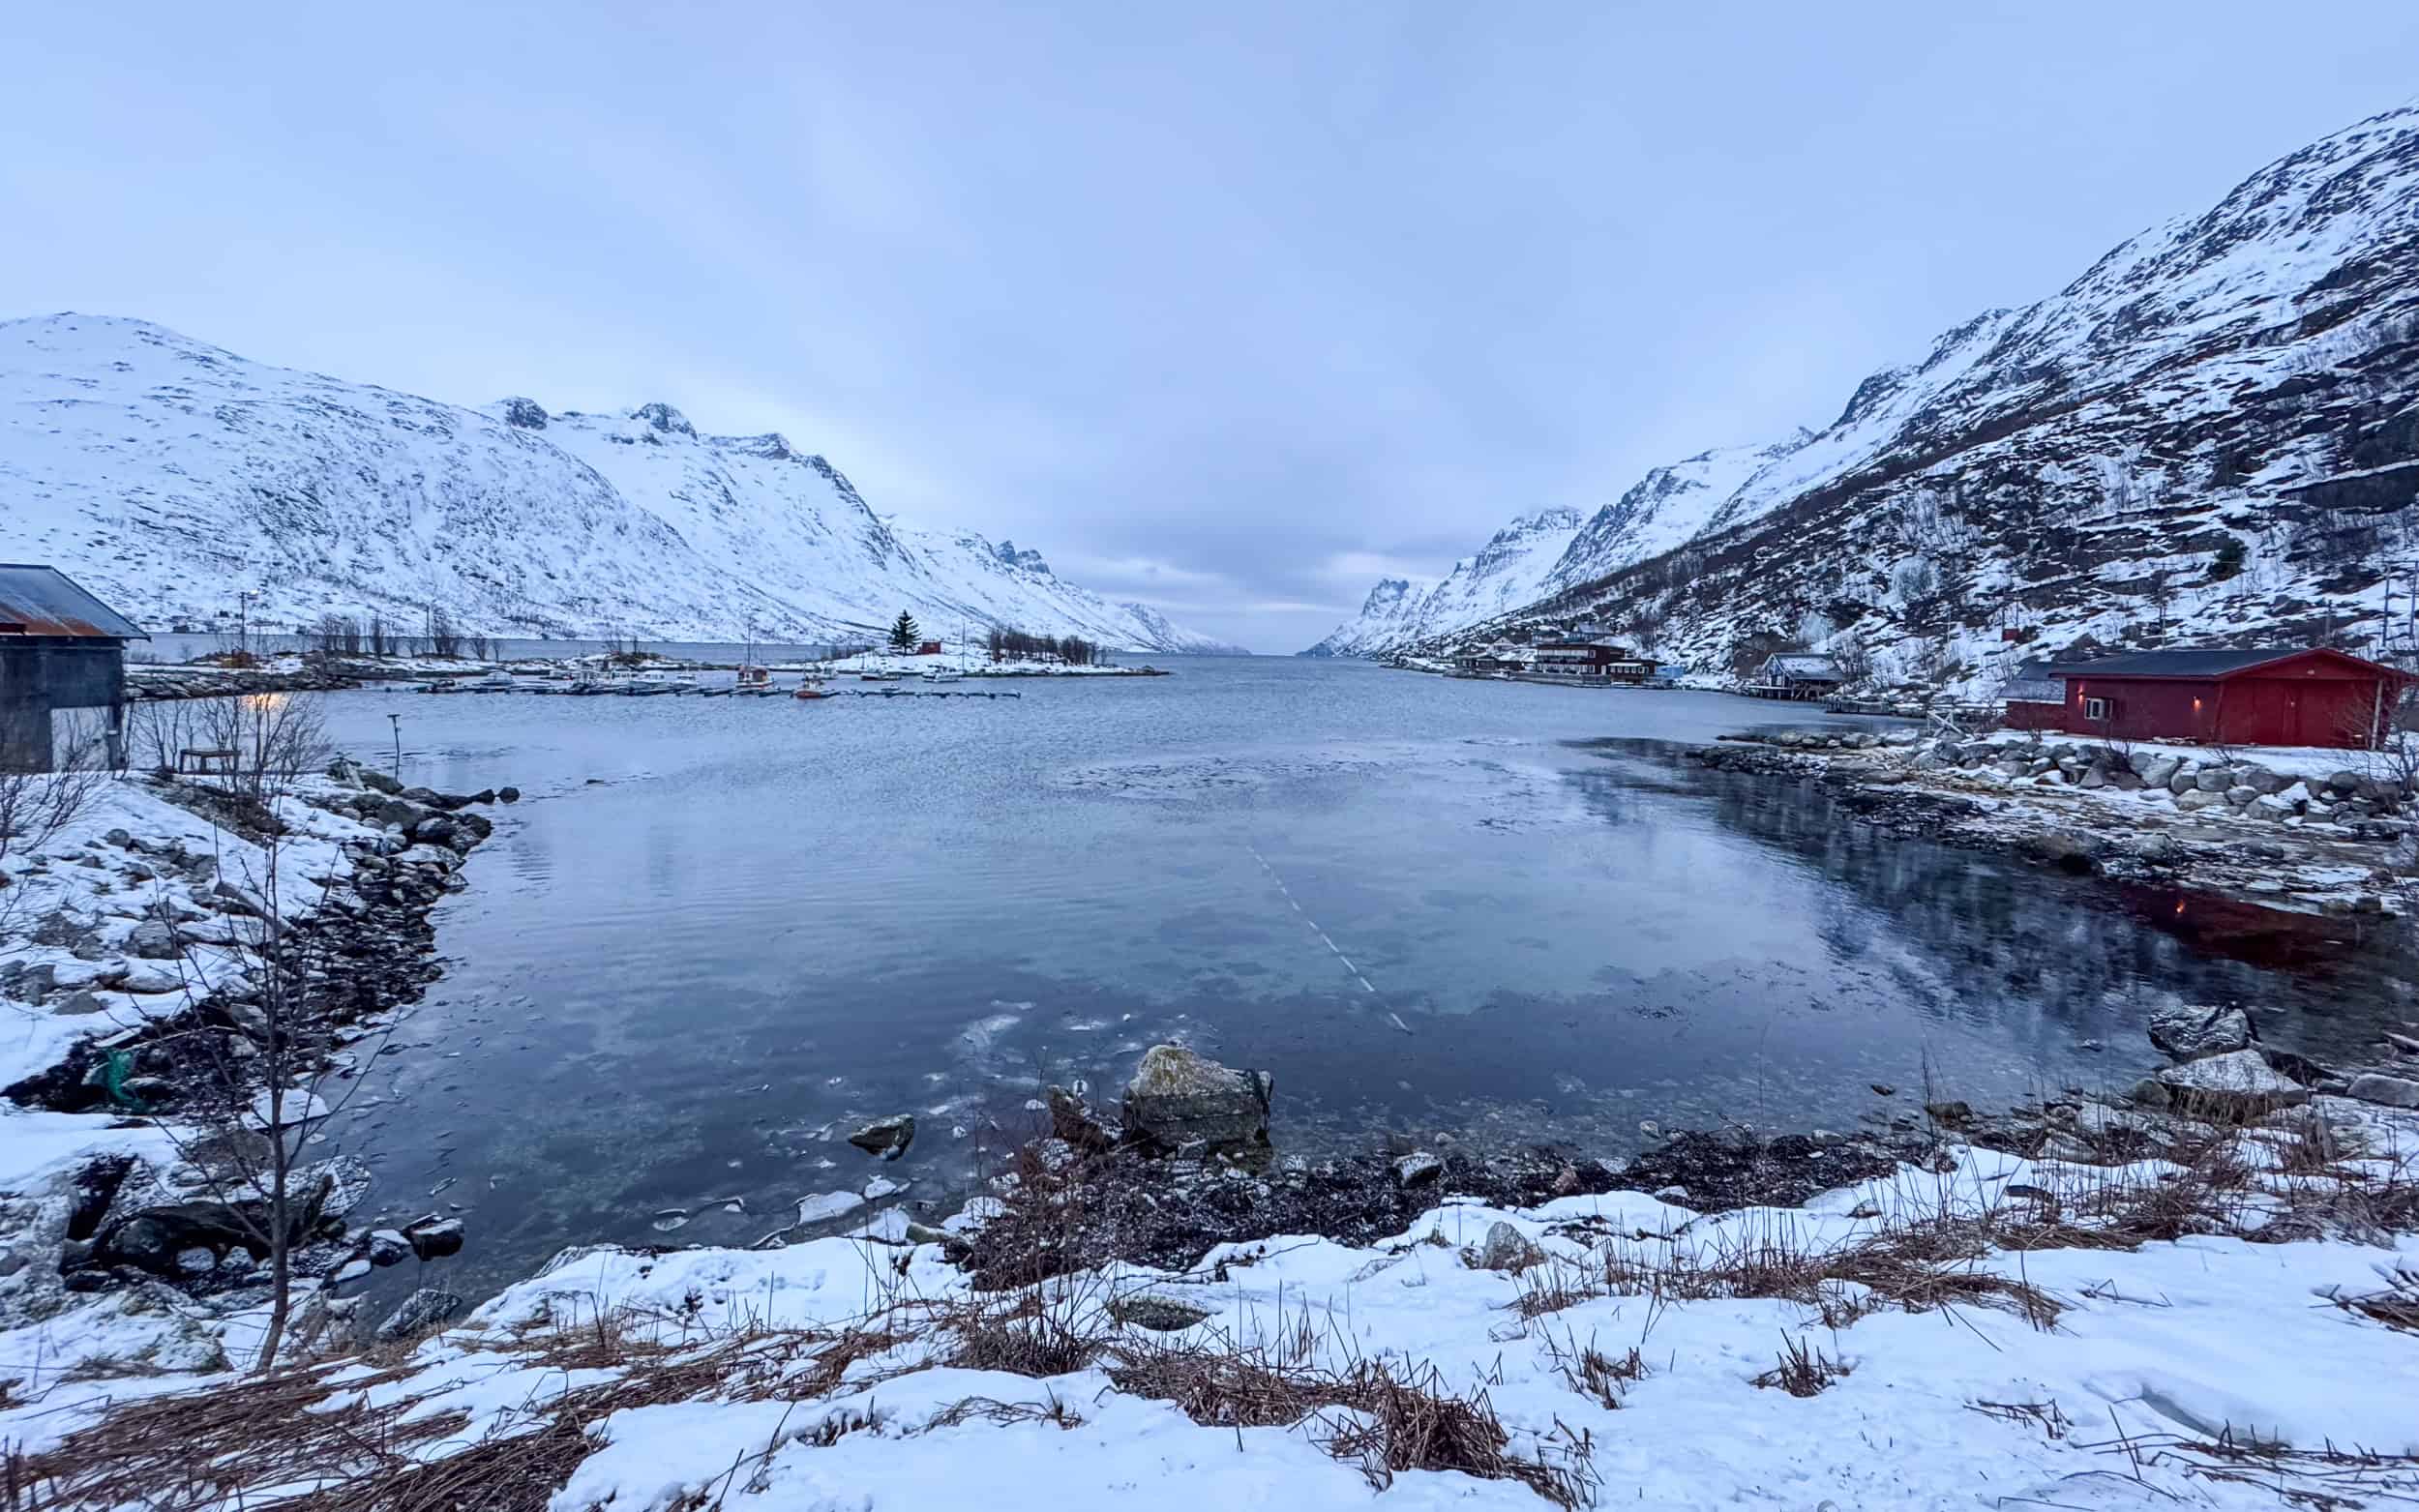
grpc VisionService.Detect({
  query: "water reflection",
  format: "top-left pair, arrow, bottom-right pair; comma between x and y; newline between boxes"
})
306,661 -> 2415,1301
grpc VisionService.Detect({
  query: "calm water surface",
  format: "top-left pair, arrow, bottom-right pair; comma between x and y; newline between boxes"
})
312,657 -> 2415,1296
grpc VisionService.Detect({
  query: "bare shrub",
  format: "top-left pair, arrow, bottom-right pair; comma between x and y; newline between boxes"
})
0,735 -> 109,940
195,692 -> 330,805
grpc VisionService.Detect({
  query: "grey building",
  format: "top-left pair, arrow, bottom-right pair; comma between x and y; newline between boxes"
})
0,565 -> 147,772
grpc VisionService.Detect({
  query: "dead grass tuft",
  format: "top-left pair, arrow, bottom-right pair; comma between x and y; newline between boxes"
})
1536,1325 -> 1648,1409
2329,1265 -> 2419,1335
1751,1332 -> 1849,1397
927,1392 -> 1086,1432
1108,1338 -> 1594,1509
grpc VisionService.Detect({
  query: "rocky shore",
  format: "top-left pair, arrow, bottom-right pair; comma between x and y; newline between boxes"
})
1699,726 -> 2412,919
0,757 -> 514,1372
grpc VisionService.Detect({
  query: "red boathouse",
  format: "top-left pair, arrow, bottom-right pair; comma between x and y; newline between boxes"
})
2042,647 -> 2412,749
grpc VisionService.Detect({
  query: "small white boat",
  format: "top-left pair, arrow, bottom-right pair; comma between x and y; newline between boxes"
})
922,666 -> 962,683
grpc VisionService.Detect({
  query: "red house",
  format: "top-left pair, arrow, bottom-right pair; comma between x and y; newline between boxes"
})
2042,647 -> 2412,749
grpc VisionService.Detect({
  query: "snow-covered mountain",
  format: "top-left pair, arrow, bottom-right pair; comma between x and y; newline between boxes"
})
1299,576 -> 1438,657
0,315 -> 1243,652
1302,509 -> 1582,655
1313,104 -> 2419,688
1538,435 -> 1813,597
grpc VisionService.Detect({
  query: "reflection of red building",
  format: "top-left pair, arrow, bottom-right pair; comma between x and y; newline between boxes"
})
916,640 -> 942,656
2040,647 -> 2410,749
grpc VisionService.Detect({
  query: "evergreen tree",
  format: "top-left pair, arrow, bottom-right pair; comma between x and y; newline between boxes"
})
888,610 -> 921,651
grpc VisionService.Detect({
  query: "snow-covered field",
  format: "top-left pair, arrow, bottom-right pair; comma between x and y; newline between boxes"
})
9,1116 -> 2416,1510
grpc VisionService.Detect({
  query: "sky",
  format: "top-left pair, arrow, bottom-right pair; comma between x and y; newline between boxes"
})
3,4 -> 2415,651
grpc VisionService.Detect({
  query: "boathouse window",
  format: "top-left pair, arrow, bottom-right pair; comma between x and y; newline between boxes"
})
2082,696 -> 2110,722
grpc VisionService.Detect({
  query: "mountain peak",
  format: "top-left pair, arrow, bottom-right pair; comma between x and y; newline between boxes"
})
497,397 -> 550,430
631,401 -> 696,437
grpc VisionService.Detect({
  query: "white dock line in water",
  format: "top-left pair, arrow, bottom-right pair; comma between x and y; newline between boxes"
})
1248,843 -> 1402,1025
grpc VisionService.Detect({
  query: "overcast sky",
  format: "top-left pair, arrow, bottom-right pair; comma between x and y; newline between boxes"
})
5,4 -> 2414,650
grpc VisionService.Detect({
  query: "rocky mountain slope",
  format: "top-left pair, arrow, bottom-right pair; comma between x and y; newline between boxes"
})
1314,104 -> 2419,691
0,315 -> 1242,651
1302,509 -> 1582,655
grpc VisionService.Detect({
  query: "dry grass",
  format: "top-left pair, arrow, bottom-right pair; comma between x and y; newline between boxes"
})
1107,1337 -> 1595,1509
2079,1423 -> 2419,1508
942,1289 -> 1109,1379
3,1315 -> 911,1512
1751,1332 -> 1849,1397
2328,1264 -> 2419,1336
926,1392 -> 1086,1431
1518,1206 -> 2062,1333
1536,1326 -> 1648,1409
1510,1107 -> 2419,1354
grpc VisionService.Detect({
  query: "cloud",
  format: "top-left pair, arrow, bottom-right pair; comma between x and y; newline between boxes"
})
8,3 -> 2416,654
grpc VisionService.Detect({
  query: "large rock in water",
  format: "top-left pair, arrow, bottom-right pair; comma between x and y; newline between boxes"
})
2140,1048 -> 2307,1119
2147,1005 -> 2255,1059
1121,1045 -> 1271,1154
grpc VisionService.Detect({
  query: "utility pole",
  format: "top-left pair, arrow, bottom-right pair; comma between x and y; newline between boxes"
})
237,588 -> 258,656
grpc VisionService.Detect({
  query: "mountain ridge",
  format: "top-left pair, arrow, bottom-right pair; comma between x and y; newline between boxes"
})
1307,104 -> 2419,686
0,313 -> 1246,653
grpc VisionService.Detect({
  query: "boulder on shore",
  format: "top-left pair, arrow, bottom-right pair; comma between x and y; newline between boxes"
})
1121,1044 -> 1271,1154
2137,1048 -> 2308,1119
1475,1220 -> 1546,1273
375,1288 -> 463,1342
2346,1073 -> 2419,1110
2146,1005 -> 2255,1060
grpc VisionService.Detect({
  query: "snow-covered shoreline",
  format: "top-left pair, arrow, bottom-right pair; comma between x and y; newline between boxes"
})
8,1094 -> 2415,1510
1702,725 -> 2414,923
0,762 -> 508,1384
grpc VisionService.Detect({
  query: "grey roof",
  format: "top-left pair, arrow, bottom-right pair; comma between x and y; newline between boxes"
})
0,564 -> 147,639
2044,646 -> 2366,679
1763,652 -> 1841,676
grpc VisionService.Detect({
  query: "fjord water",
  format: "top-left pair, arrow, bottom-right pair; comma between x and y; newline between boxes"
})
319,657 -> 2405,1294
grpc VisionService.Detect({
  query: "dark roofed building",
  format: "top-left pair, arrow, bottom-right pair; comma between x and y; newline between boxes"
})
1998,658 -> 2068,731
2042,645 -> 2410,749
0,565 -> 147,771
1748,651 -> 1845,699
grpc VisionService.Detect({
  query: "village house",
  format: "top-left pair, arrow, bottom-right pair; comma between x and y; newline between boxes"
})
1747,650 -> 1846,700
1998,658 -> 2069,731
1530,634 -> 1654,684
2033,646 -> 2412,750
1451,639 -> 1529,676
0,564 -> 147,772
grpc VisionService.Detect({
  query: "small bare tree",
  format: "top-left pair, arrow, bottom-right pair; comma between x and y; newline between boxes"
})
197,694 -> 332,806
105,704 -> 420,1371
126,698 -> 204,781
425,607 -> 463,660
0,726 -> 110,942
